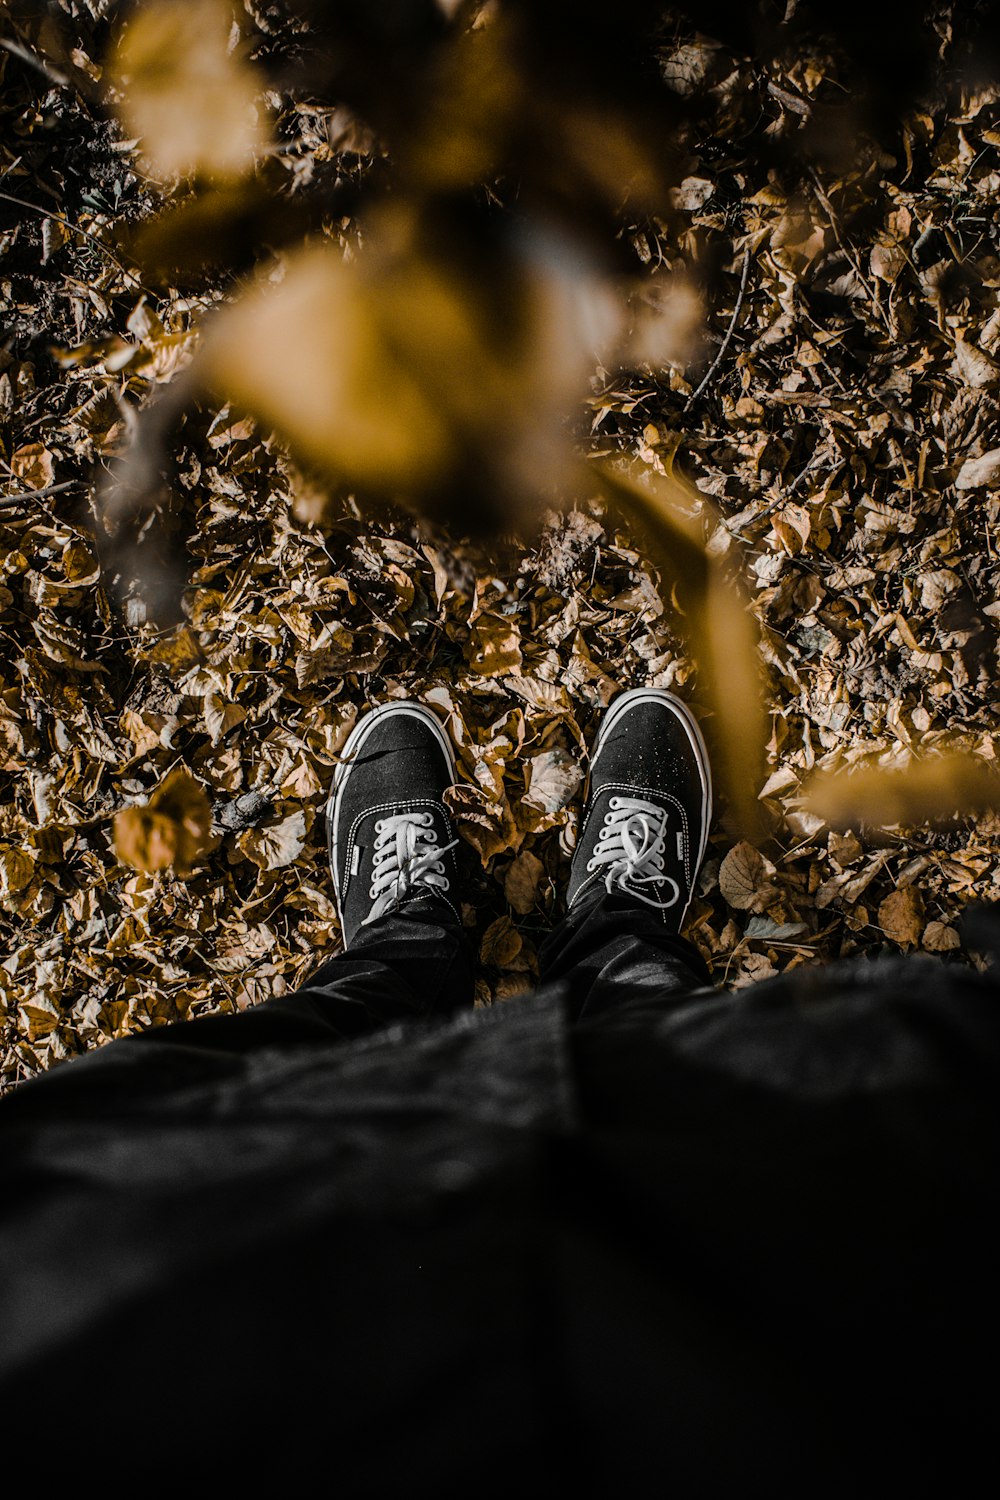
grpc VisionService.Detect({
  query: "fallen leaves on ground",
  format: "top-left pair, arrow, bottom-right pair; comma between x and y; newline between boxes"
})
1,5 -> 999,1091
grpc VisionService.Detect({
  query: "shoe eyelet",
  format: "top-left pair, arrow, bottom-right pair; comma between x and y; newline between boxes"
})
586,859 -> 596,872
374,819 -> 384,832
609,796 -> 620,810
369,886 -> 377,899
420,812 -> 434,826
424,829 -> 438,842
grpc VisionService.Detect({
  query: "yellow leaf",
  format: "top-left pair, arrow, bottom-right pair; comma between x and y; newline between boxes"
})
804,754 -> 1000,830
113,0 -> 270,183
202,243 -> 454,492
592,457 -> 766,835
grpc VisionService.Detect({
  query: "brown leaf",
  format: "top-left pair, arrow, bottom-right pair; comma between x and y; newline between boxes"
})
238,810 -> 307,870
11,443 -> 55,490
466,613 -> 523,676
445,783 -> 521,865
113,767 -> 215,877
0,846 -> 36,902
504,849 -> 545,914
479,915 -> 523,967
719,841 -> 771,911
922,920 -> 960,953
878,887 -> 924,947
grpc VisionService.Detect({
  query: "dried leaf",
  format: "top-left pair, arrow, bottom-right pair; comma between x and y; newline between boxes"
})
719,840 -> 771,911
11,443 -> 55,489
113,767 -> 215,877
955,448 -> 1000,490
504,849 -> 545,914
0,846 -> 36,901
523,748 -> 583,816
480,914 -> 523,966
878,887 -> 924,947
923,920 -> 960,953
238,810 -> 307,870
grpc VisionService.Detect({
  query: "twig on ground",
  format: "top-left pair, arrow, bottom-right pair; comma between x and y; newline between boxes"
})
0,35 -> 70,88
684,245 -> 752,412
0,480 -> 81,509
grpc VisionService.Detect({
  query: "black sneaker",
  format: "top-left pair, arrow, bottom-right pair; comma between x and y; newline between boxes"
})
567,688 -> 712,930
327,701 -> 461,946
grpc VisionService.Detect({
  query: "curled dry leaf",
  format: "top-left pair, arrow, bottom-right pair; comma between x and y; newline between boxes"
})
955,447 -> 1000,491
445,783 -> 520,865
878,886 -> 924,948
113,766 -> 215,877
523,748 -> 583,818
804,754 -> 1000,830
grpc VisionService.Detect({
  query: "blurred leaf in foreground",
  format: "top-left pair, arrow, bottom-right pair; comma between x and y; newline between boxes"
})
200,205 -> 696,529
113,767 -> 216,877
592,457 -> 766,836
112,0 -> 270,184
804,754 -> 1000,831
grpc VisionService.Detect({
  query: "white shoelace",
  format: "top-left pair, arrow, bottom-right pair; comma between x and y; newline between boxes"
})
363,811 -> 458,926
585,795 -> 681,911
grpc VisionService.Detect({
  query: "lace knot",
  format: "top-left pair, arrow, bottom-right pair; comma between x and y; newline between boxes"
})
585,795 -> 681,911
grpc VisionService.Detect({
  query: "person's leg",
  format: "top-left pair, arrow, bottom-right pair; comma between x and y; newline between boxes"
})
262,888 -> 473,1042
540,688 -> 714,1022
133,700 -> 474,1055
266,697 -> 474,1041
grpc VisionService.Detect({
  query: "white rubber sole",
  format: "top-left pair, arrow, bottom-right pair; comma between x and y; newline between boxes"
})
327,701 -> 457,923
587,687 -> 713,877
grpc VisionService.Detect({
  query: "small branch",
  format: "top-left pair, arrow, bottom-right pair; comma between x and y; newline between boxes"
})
0,188 -> 147,291
684,244 -> 752,412
0,480 -> 81,509
0,35 -> 70,88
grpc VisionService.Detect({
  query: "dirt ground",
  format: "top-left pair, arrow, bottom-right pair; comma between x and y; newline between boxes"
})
1,6 -> 998,1089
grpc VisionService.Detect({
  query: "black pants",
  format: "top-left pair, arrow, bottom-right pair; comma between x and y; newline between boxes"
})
150,891 -> 713,1055
268,890 -> 710,1038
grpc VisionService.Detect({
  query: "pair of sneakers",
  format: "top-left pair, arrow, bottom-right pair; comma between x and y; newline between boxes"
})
327,689 -> 712,946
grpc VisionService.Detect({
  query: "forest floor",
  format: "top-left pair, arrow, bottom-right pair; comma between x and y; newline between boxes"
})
1,10 -> 998,1090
